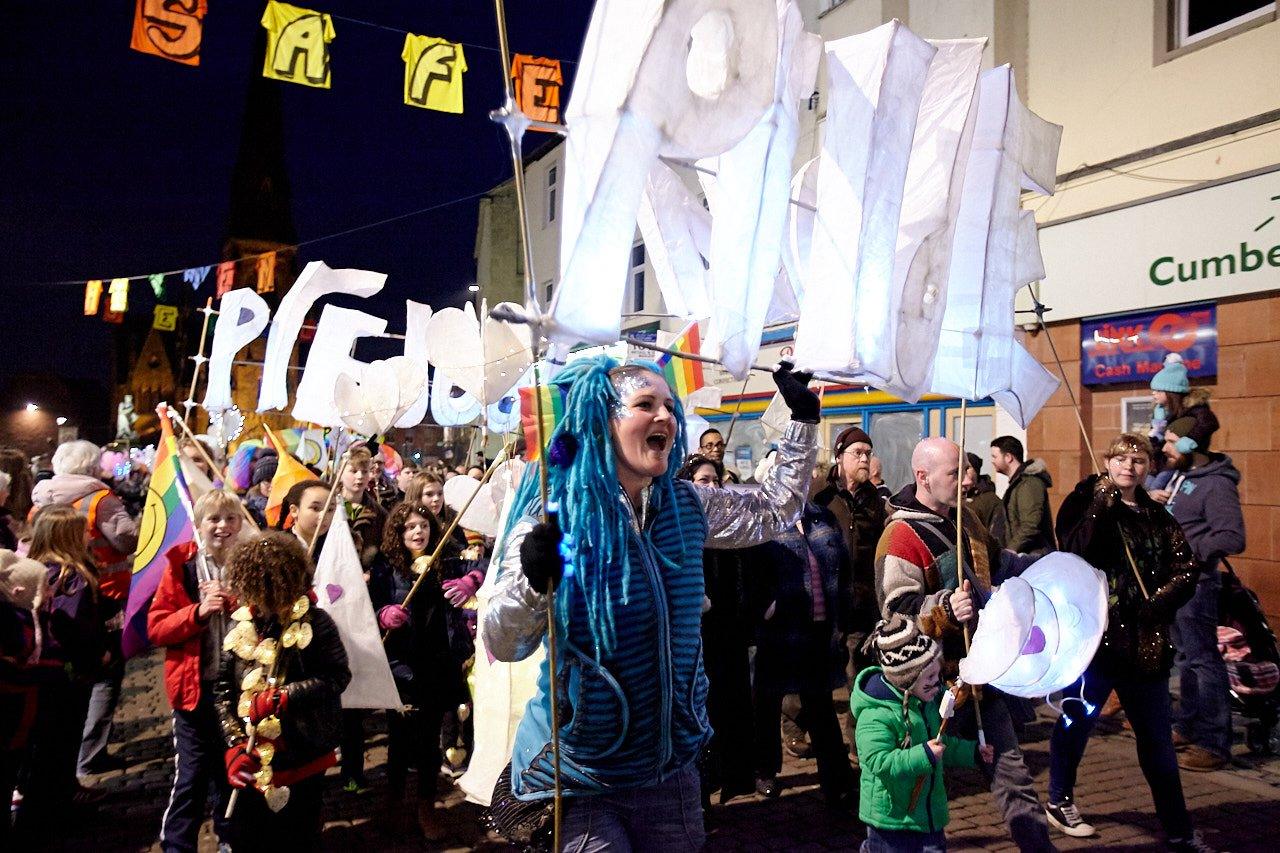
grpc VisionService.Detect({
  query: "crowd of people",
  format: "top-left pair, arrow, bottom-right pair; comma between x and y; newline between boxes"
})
0,351 -> 1253,852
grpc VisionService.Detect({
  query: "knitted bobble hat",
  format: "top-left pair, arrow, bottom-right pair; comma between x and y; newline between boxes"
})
874,614 -> 942,692
1150,353 -> 1190,394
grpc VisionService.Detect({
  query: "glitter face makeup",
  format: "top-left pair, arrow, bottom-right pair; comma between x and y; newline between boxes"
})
608,368 -> 677,488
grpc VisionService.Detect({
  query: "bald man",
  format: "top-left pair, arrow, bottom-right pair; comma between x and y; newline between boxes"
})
875,437 -> 1054,852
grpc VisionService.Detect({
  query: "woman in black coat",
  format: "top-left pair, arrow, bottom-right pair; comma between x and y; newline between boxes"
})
1046,434 -> 1204,850
751,501 -> 855,808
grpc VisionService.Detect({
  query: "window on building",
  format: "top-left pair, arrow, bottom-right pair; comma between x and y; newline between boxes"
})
1177,0 -> 1274,46
630,242 -> 645,313
544,279 -> 554,306
546,164 -> 558,225
1158,1 -> 1275,61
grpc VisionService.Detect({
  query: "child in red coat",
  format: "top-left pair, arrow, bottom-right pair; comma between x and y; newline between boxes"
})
147,491 -> 246,853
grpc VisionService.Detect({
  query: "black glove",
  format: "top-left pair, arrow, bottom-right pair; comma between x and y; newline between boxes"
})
772,361 -> 819,424
519,516 -> 564,594
1092,475 -> 1121,512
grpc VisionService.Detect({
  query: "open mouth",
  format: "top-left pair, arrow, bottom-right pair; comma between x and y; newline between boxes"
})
645,433 -> 669,452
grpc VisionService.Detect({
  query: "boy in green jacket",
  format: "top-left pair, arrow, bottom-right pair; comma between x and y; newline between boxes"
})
852,615 -> 994,851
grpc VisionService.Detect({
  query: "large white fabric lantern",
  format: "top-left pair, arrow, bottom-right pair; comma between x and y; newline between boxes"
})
959,552 -> 1107,698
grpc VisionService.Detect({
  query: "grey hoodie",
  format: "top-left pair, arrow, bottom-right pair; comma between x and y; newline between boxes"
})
1165,454 -> 1245,573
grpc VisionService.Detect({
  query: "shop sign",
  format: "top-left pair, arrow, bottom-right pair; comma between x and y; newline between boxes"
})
1037,168 -> 1280,322
1080,303 -> 1216,386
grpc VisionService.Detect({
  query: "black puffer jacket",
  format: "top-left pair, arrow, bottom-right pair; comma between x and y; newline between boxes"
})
214,605 -> 350,773
1056,475 -> 1199,677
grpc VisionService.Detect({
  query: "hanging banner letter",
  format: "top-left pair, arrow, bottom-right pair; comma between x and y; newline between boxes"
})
262,1 -> 335,89
203,289 -> 271,411
511,54 -> 563,126
84,280 -> 103,316
153,305 -> 179,331
403,34 -> 467,114
130,0 -> 208,67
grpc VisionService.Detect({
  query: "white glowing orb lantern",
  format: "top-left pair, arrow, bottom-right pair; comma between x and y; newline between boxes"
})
959,552 -> 1107,698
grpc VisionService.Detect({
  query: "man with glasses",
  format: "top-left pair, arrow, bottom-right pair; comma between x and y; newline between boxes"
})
699,428 -> 739,483
813,426 -> 888,761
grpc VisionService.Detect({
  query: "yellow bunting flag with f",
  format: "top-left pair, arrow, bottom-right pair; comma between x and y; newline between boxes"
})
402,34 -> 467,114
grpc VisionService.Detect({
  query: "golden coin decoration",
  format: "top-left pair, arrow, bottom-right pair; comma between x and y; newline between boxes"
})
289,596 -> 310,621
237,695 -> 252,718
262,784 -> 291,813
256,741 -> 276,766
253,638 -> 278,666
254,766 -> 273,788
411,555 -> 431,575
445,746 -> 468,768
255,715 -> 282,741
231,606 -> 254,622
281,623 -> 300,648
294,622 -> 313,650
241,666 -> 264,692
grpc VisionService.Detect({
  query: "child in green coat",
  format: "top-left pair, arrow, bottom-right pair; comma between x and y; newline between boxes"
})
852,615 -> 994,852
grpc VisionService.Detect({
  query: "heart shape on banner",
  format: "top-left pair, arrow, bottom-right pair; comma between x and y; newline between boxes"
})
423,302 -> 531,404
333,356 -> 427,436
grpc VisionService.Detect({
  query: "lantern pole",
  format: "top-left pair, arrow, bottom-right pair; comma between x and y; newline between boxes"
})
954,398 -> 986,749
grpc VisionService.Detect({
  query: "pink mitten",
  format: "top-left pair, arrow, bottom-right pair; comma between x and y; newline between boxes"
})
378,604 -> 410,630
442,569 -> 484,607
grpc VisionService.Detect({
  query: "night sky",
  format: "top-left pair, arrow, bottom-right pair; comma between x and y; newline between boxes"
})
0,0 -> 594,391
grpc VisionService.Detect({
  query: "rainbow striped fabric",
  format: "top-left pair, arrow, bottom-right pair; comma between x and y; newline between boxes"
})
519,384 -> 566,462
122,406 -> 196,658
656,321 -> 706,400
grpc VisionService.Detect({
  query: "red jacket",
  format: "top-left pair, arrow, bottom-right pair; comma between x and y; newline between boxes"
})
147,542 -> 209,711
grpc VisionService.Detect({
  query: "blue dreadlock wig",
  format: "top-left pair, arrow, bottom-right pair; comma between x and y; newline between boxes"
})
501,354 -> 690,658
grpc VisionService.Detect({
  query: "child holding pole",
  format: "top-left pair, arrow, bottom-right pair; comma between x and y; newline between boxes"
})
851,615 -> 992,852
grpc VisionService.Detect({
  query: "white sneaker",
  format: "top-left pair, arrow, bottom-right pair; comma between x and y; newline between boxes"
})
1045,796 -> 1096,838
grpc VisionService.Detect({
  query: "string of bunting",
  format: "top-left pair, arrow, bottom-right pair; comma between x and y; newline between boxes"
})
129,1 -> 564,120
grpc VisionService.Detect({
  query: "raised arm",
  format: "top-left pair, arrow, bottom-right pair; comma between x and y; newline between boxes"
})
700,419 -> 818,549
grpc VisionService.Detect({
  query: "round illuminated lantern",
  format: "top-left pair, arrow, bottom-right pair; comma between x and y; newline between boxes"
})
959,552 -> 1107,698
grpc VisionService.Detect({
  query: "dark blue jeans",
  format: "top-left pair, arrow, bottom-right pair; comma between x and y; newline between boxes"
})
560,764 -> 705,852
159,689 -> 231,852
1048,657 -> 1191,839
862,827 -> 947,852
1173,571 -> 1232,759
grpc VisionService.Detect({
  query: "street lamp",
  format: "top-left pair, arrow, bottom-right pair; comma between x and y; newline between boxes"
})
56,417 -> 67,426
25,403 -> 37,413
467,284 -> 479,292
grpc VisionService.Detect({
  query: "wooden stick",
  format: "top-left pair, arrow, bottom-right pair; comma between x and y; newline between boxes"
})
167,408 -> 260,531
954,400 -> 986,745
182,299 -> 214,420
310,454 -> 348,559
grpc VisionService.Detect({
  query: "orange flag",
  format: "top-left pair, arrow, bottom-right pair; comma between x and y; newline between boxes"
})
130,0 -> 208,67
511,54 -> 563,127
256,252 -> 277,294
264,425 -> 316,528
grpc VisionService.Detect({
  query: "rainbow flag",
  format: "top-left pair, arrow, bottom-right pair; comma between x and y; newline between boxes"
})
264,424 -> 316,528
519,385 -> 566,462
656,321 -> 706,399
122,406 -> 196,658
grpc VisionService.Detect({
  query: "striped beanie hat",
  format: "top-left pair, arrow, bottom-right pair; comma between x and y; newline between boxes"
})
873,614 -> 941,691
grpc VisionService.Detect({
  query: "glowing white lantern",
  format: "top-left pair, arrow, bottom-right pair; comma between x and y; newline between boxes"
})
959,552 -> 1107,698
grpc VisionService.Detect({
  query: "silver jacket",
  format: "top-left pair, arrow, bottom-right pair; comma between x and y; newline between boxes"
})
483,419 -> 818,662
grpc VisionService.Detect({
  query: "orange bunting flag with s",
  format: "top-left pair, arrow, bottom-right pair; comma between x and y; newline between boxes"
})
84,280 -> 103,316
262,1 -> 335,89
511,54 -> 563,128
130,0 -> 208,66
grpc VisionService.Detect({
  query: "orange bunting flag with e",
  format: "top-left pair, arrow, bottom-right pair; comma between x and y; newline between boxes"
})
511,54 -> 563,127
656,321 -> 706,400
264,424 -> 315,527
518,384 -> 566,463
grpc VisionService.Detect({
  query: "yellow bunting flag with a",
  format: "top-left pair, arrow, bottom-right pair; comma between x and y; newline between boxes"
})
256,252 -> 277,293
84,280 -> 103,316
511,54 -> 563,128
130,0 -> 208,66
108,278 -> 130,313
261,1 -> 335,89
153,305 -> 179,331
402,34 -> 467,114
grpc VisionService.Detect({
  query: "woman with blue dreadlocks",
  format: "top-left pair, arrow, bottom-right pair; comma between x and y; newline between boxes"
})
482,355 -> 821,851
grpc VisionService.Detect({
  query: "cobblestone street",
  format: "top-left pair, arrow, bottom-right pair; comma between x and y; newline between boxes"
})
42,652 -> 1280,852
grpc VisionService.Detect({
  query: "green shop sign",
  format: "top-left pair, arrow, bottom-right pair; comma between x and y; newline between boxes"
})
1149,241 -> 1280,286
